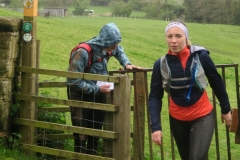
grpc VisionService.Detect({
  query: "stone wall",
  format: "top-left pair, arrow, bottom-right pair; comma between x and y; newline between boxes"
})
0,17 -> 22,137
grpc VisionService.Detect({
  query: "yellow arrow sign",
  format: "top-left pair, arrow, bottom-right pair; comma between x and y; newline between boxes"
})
24,0 -> 38,17
24,0 -> 33,8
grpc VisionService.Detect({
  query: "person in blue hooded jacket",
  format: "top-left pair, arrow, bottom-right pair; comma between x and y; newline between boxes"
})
148,20 -> 232,160
67,22 -> 142,155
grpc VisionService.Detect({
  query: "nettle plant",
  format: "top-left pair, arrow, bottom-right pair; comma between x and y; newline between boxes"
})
37,90 -> 66,134
37,91 -> 66,151
8,133 -> 23,149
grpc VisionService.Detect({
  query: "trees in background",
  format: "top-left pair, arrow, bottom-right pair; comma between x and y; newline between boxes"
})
232,1 -> 240,25
109,1 -> 133,17
132,0 -> 149,11
3,0 -> 21,8
38,0 -> 75,7
10,0 -> 21,8
140,0 -> 240,25
90,0 -> 112,6
2,0 -> 239,25
144,0 -> 185,20
0,0 -> 10,5
72,0 -> 90,15
183,0 -> 240,25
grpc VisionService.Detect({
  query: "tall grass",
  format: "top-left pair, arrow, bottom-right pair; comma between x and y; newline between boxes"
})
0,139 -> 40,160
1,7 -> 240,160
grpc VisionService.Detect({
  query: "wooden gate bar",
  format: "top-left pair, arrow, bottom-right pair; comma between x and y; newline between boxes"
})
22,144 -> 115,160
38,82 -> 67,88
16,66 -> 120,83
13,93 -> 118,112
12,118 -> 118,139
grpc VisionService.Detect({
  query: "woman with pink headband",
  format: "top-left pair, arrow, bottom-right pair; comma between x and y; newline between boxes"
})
148,20 -> 232,160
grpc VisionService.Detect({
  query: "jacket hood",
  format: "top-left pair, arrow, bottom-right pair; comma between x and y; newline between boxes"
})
190,45 -> 208,54
87,22 -> 122,48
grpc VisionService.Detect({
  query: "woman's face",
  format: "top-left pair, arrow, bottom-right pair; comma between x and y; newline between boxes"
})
165,27 -> 187,55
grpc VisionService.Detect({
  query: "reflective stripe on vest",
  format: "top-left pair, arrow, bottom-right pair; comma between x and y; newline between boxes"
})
160,54 -> 207,93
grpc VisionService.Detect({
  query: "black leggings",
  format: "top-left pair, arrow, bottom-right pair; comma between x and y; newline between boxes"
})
67,86 -> 106,155
170,109 -> 215,160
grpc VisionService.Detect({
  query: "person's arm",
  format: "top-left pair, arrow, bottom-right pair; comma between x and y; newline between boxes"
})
149,59 -> 164,145
200,51 -> 232,125
67,49 -> 100,94
148,59 -> 164,132
114,45 -> 142,70
113,45 -> 131,66
200,51 -> 231,114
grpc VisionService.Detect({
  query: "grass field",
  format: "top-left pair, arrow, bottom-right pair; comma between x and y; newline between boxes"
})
1,6 -> 240,160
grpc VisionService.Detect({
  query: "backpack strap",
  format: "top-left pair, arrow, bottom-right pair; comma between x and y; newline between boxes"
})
160,55 -> 192,92
186,55 -> 198,102
160,53 -> 207,98
69,43 -> 92,64
160,55 -> 171,92
92,51 -> 113,63
69,43 -> 93,73
69,42 -> 113,73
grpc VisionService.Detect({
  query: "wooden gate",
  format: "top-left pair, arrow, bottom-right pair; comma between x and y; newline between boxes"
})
12,66 -> 132,160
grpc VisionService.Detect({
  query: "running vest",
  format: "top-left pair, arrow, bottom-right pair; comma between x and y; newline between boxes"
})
160,47 -> 208,98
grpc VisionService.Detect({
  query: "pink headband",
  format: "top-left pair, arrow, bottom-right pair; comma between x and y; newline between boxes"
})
165,22 -> 189,39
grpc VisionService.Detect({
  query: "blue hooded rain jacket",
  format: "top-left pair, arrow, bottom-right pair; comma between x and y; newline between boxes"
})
67,22 -> 131,94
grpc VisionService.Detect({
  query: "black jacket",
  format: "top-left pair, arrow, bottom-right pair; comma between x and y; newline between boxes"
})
148,46 -> 231,132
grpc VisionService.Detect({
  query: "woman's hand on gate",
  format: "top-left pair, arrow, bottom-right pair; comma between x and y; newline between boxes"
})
125,64 -> 143,70
221,111 -> 232,126
152,131 -> 162,145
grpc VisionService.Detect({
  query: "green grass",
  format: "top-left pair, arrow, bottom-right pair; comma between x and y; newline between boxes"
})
0,140 -> 40,160
1,6 -> 240,160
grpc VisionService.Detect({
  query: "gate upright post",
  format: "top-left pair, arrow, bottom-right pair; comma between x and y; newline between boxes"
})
113,74 -> 131,160
20,0 -> 38,145
133,72 -> 146,160
234,65 -> 240,143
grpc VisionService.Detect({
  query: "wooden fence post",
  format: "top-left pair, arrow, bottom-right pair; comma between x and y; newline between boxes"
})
133,72 -> 146,160
113,74 -> 131,160
20,0 -> 38,145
